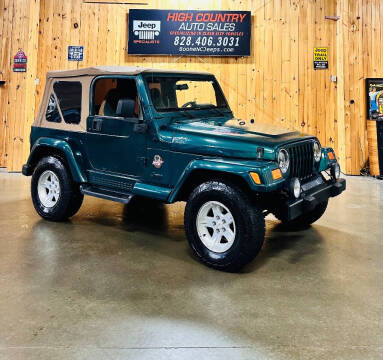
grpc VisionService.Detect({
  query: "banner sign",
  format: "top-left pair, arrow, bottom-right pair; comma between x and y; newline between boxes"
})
68,46 -> 84,61
366,78 -> 383,120
13,50 -> 27,72
128,9 -> 251,56
313,47 -> 328,70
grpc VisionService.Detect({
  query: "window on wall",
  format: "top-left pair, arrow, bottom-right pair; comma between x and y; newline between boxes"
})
93,77 -> 139,118
45,94 -> 61,123
53,81 -> 82,124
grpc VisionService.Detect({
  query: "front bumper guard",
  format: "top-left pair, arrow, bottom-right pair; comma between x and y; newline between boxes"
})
284,178 -> 346,221
22,163 -> 33,176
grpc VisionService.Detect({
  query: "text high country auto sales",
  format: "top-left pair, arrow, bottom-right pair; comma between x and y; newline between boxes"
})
167,12 -> 248,32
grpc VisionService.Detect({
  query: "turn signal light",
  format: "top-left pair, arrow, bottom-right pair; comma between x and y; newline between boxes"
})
250,172 -> 261,184
271,168 -> 282,180
328,151 -> 335,160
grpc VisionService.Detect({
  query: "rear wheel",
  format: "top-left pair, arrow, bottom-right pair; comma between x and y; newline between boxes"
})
31,156 -> 83,221
184,180 -> 265,272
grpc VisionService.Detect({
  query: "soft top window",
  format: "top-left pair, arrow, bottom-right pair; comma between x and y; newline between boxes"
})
92,77 -> 139,118
53,81 -> 82,124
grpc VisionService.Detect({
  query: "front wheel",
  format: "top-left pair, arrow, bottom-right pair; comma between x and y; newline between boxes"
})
31,156 -> 83,221
184,181 -> 265,272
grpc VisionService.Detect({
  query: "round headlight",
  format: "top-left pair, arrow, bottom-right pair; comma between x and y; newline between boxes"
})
331,163 -> 341,179
313,141 -> 322,162
278,149 -> 290,174
290,177 -> 301,199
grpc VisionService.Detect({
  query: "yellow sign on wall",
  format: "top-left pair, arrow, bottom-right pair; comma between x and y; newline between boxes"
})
313,47 -> 328,69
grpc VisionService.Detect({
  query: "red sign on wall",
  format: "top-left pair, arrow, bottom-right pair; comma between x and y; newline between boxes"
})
13,50 -> 27,72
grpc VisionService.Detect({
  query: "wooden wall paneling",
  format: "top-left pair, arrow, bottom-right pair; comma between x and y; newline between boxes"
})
262,0 -> 273,125
0,0 -> 13,167
362,0 -> 372,80
315,0 -> 325,145
308,1 -> 317,136
34,0 -> 46,108
106,4 -> 117,65
60,0 -> 72,69
298,0 -> 308,134
0,0 -> 12,168
355,0 -> 365,170
0,2 -> 4,164
281,0 -> 290,130
7,0 -> 26,171
371,0 -> 380,77
254,0 -> 264,125
22,0 -> 40,165
343,0 -> 352,172
97,2 -> 108,66
78,1 -> 90,67
0,0 -> 4,167
71,0 -> 81,69
5,0 -> 17,169
52,0 -> 62,69
367,120 -> 380,175
289,0 -> 299,131
336,0 -> 346,169
348,0 -> 358,172
246,6 -> 256,123
237,0 -> 249,122
324,0 -> 337,155
271,0 -> 281,127
35,0 -> 52,113
0,0 -> 15,167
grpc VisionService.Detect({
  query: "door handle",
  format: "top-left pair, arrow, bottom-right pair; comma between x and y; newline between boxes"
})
92,118 -> 103,132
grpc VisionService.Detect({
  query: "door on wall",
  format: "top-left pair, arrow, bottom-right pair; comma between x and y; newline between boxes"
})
85,76 -> 147,181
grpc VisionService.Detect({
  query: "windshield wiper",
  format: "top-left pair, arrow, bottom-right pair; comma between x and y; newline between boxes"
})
198,106 -> 228,117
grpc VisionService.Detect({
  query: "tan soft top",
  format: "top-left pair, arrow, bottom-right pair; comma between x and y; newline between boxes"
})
47,66 -> 212,78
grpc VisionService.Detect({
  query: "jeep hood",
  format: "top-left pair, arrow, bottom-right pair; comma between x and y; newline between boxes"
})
168,119 -> 315,159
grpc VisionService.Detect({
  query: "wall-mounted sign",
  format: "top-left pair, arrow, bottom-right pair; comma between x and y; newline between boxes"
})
128,10 -> 251,57
13,50 -> 27,72
68,46 -> 84,61
366,78 -> 383,120
313,47 -> 328,70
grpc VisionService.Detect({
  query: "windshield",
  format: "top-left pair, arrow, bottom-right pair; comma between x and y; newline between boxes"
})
144,75 -> 229,113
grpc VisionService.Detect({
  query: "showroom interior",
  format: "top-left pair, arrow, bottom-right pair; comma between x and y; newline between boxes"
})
0,0 -> 382,359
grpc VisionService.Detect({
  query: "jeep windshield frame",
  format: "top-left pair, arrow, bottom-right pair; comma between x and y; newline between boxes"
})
142,73 -> 231,118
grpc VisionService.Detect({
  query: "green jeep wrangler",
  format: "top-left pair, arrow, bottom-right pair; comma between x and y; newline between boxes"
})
23,66 -> 345,271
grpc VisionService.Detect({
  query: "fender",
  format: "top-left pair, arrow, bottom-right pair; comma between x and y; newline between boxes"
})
167,158 -> 285,203
23,137 -> 87,183
319,147 -> 338,171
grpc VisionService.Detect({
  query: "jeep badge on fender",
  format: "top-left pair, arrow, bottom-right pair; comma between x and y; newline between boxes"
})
22,66 -> 346,272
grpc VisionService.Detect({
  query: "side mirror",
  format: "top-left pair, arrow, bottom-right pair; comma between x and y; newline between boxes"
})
116,98 -> 136,118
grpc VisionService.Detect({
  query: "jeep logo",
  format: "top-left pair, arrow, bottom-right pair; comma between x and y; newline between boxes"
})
133,20 -> 161,40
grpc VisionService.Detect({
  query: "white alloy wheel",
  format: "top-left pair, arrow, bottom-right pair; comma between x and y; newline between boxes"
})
37,170 -> 61,208
196,201 -> 236,253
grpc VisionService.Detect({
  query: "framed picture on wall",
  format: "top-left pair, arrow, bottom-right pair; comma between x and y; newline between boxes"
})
366,78 -> 383,120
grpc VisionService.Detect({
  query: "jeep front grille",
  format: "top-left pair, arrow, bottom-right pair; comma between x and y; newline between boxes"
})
288,141 -> 314,179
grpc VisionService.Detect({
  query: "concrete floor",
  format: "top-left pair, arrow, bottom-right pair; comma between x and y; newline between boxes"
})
0,173 -> 382,359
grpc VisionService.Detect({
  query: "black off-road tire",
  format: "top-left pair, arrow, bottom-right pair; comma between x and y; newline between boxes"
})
66,186 -> 84,218
278,200 -> 328,230
31,156 -> 84,221
184,180 -> 265,272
